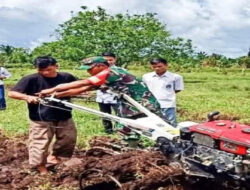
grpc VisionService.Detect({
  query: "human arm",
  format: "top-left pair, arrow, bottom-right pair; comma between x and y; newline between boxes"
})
39,79 -> 92,97
174,74 -> 184,93
8,75 -> 39,103
54,85 -> 94,98
142,73 -> 152,88
8,91 -> 39,104
40,69 -> 110,97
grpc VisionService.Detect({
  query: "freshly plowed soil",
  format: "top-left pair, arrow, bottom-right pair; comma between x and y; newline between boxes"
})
0,132 -> 246,190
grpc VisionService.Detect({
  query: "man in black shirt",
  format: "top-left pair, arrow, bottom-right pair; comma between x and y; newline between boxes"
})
8,56 -> 77,174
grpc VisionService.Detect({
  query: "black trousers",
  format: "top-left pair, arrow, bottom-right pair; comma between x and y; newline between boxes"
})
98,103 -> 118,131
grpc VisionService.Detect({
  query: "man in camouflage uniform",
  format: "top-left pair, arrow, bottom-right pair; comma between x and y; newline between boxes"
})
98,65 -> 160,118
39,57 -> 160,120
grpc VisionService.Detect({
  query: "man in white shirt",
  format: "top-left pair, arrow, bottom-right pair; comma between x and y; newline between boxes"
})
0,66 -> 11,110
96,52 -> 118,133
142,58 -> 184,127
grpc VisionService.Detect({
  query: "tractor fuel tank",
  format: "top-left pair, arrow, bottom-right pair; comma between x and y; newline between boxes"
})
189,120 -> 250,155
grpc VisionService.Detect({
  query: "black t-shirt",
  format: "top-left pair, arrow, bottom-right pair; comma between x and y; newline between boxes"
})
12,72 -> 77,121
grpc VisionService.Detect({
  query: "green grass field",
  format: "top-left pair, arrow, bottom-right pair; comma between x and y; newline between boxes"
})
1,67 -> 250,147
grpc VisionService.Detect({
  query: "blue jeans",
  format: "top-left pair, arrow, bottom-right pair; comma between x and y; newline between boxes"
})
161,107 -> 177,127
0,85 -> 6,109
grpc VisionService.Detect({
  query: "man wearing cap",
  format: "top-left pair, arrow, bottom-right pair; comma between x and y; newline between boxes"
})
96,52 -> 118,134
39,56 -> 160,119
142,58 -> 184,127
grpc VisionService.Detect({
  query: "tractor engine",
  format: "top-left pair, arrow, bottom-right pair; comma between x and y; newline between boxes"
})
158,119 -> 250,181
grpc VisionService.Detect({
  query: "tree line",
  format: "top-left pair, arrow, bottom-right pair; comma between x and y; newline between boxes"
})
0,6 -> 250,69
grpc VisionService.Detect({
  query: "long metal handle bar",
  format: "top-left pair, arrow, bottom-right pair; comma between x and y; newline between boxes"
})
122,94 -> 168,121
44,97 -> 151,131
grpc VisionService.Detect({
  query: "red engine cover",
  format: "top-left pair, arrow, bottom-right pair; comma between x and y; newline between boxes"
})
190,120 -> 250,155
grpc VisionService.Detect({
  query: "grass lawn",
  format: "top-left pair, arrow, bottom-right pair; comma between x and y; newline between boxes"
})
1,66 -> 250,147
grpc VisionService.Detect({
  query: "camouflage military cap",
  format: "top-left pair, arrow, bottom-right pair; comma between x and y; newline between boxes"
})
79,56 -> 108,70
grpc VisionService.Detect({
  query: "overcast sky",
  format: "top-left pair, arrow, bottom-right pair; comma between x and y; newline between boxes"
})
0,0 -> 250,58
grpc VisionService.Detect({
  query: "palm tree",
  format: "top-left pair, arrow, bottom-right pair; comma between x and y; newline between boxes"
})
0,45 -> 14,56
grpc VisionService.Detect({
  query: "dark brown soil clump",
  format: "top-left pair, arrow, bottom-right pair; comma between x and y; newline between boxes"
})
0,131 -> 245,190
0,131 -> 185,189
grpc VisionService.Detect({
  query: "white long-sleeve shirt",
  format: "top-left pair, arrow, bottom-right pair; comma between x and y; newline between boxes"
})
0,67 -> 11,85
